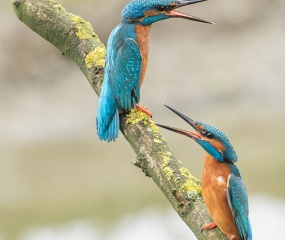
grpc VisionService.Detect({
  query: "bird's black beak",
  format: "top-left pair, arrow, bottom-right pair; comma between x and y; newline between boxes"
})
156,104 -> 202,140
165,0 -> 213,24
156,123 -> 202,139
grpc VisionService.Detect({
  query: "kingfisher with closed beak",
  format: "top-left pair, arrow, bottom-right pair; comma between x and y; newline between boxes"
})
156,104 -> 252,240
96,0 -> 212,142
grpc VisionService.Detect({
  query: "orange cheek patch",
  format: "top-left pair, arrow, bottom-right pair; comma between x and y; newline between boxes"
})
144,10 -> 159,17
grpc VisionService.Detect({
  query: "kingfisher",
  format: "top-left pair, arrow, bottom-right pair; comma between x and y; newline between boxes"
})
96,0 -> 212,142
156,104 -> 252,240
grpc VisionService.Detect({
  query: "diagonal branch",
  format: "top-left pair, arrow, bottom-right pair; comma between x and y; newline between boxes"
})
11,0 -> 227,239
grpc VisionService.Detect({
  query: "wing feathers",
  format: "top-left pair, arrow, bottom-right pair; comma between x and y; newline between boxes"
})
111,38 -> 142,111
227,174 -> 252,240
96,27 -> 142,142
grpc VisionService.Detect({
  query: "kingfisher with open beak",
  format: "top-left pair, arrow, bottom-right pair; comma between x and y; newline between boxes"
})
156,104 -> 252,240
96,0 -> 212,142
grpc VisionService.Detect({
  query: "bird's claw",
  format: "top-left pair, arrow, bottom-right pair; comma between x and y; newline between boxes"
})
136,104 -> 152,117
200,222 -> 217,233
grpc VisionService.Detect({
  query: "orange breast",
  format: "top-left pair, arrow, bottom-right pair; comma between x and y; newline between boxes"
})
201,154 -> 241,239
134,25 -> 151,86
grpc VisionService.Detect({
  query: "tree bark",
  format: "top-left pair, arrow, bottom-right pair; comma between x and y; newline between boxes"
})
11,0 -> 228,239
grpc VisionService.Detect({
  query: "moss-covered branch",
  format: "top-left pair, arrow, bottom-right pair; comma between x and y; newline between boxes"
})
11,0 -> 227,239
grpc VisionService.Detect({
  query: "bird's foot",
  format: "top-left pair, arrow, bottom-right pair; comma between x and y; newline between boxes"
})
136,104 -> 152,117
229,236 -> 237,240
201,222 -> 217,232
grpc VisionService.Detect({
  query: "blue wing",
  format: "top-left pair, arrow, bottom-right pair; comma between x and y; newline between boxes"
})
227,174 -> 252,240
96,24 -> 142,142
111,38 -> 142,111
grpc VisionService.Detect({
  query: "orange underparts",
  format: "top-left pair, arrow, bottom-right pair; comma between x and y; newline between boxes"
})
136,104 -> 152,117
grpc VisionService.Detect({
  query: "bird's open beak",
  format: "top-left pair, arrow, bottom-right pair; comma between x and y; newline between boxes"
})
165,0 -> 213,24
156,104 -> 202,140
156,123 -> 201,140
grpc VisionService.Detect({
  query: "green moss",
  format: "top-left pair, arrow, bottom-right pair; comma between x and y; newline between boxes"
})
85,47 -> 106,69
71,15 -> 98,41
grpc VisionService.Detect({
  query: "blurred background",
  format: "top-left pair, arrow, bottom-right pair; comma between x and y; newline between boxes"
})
1,0 -> 285,239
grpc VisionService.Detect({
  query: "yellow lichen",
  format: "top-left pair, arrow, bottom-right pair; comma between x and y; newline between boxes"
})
160,149 -> 171,158
180,178 -> 201,192
125,109 -> 200,197
49,0 -> 64,12
54,3 -> 63,11
179,175 -> 202,198
179,167 -> 202,195
154,138 -> 162,144
173,176 -> 181,184
160,150 -> 201,195
179,167 -> 191,178
159,151 -> 176,181
71,15 -> 98,41
85,47 -> 106,69
163,167 -> 175,181
126,109 -> 165,145
126,108 -> 150,125
146,122 -> 161,140
126,109 -> 185,183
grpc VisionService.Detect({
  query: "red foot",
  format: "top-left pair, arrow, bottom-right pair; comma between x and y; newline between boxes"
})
229,236 -> 237,240
201,222 -> 217,232
136,104 -> 152,117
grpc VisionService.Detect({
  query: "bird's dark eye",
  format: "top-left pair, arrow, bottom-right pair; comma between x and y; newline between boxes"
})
157,6 -> 166,11
206,132 -> 214,138
157,6 -> 172,12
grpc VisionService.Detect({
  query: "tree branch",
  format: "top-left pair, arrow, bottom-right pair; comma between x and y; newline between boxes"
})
11,0 -> 227,239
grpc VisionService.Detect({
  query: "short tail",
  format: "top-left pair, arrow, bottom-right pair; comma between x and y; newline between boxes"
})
96,79 -> 120,142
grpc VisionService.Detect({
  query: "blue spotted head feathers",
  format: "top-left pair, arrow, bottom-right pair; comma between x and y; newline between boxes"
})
195,121 -> 238,163
122,0 -> 178,22
121,0 -> 211,25
156,104 -> 237,163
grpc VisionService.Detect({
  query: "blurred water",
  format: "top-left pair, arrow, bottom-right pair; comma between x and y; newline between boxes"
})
18,195 -> 285,240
